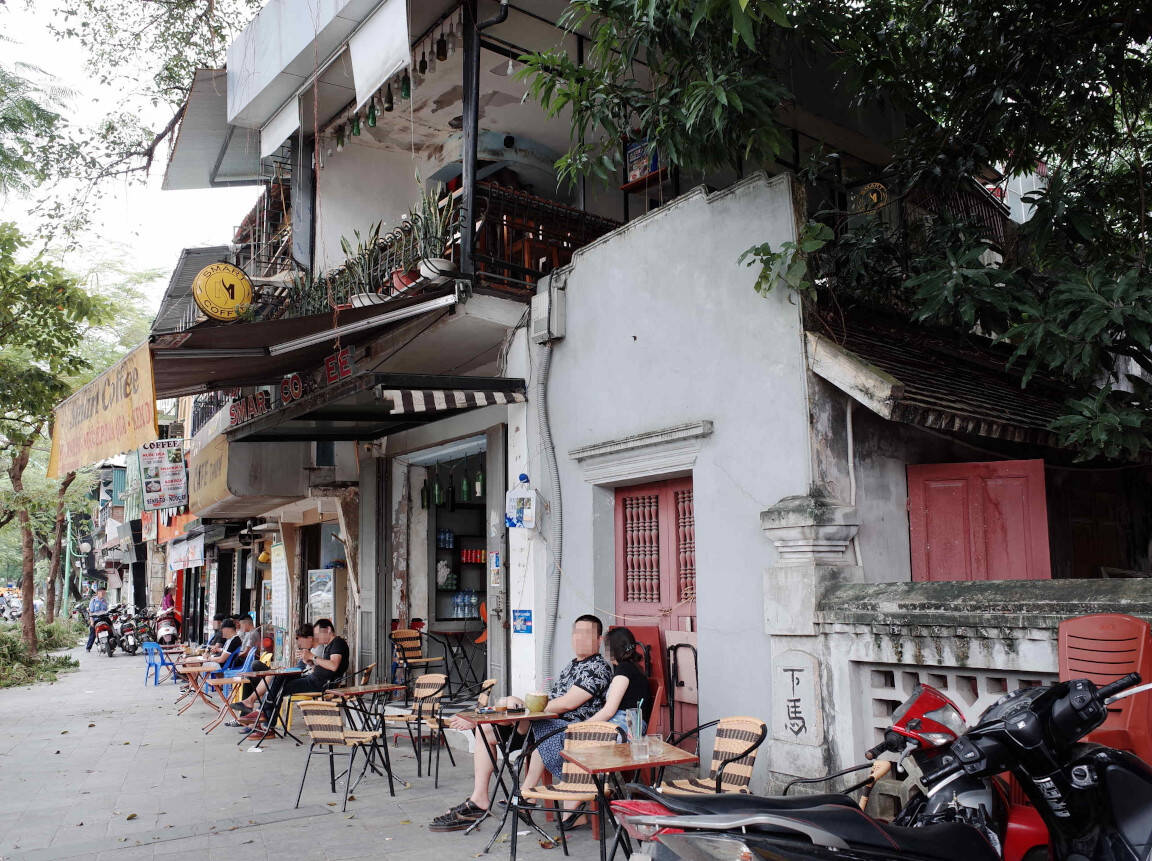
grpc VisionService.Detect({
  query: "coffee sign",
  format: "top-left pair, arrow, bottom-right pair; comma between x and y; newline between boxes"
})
138,438 -> 188,511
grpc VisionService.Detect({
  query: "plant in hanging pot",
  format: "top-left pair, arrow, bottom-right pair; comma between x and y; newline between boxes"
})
411,179 -> 457,285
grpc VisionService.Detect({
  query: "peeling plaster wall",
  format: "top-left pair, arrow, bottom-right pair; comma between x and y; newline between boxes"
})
516,173 -> 809,787
407,464 -> 430,624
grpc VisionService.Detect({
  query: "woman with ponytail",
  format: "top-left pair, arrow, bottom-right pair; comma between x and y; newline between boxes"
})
589,626 -> 651,734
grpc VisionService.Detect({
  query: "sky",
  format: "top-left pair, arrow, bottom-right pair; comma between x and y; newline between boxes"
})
2,3 -> 261,311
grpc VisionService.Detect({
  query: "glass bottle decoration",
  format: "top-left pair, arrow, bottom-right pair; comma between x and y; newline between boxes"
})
460,459 -> 470,502
400,70 -> 411,99
383,83 -> 394,112
433,471 -> 444,506
420,480 -> 428,509
419,49 -> 428,75
351,111 -> 361,136
366,98 -> 377,127
474,466 -> 483,499
335,125 -> 345,151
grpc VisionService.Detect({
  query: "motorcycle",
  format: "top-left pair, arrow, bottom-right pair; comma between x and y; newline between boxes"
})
135,606 -> 157,644
117,606 -> 139,655
618,673 -> 1151,861
92,606 -> 120,657
155,605 -> 181,646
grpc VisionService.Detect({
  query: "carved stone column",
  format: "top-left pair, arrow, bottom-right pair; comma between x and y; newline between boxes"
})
762,494 -> 860,782
762,494 -> 859,636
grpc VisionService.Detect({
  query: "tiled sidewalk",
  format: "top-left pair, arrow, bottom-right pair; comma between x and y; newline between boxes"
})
0,647 -> 604,861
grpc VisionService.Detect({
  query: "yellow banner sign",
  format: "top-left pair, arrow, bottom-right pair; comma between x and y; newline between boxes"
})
188,431 -> 230,513
47,344 -> 158,478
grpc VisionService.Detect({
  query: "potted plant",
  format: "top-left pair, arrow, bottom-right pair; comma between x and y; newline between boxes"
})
340,222 -> 386,306
390,221 -> 422,292
410,180 -> 456,285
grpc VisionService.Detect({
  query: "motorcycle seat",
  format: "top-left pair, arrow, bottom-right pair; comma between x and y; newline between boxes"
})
738,803 -> 1000,861
628,784 -> 859,814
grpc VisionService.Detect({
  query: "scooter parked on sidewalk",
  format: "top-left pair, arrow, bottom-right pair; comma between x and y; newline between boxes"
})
155,605 -> 180,646
91,606 -> 120,657
619,673 -> 1151,861
117,606 -> 140,655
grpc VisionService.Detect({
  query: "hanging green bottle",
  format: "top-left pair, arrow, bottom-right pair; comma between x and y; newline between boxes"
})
460,463 -> 470,502
366,98 -> 377,127
420,480 -> 428,509
351,111 -> 361,136
433,472 -> 444,506
474,468 -> 484,499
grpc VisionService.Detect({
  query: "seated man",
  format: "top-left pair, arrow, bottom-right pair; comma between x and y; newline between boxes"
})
240,619 -> 348,740
429,614 -> 612,832
204,612 -> 226,652
236,614 -> 269,699
202,618 -> 241,670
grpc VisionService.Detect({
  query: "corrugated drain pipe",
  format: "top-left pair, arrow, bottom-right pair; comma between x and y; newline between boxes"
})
536,338 -> 562,683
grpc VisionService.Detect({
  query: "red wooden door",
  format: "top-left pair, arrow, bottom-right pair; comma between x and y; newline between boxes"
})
907,459 -> 1052,582
615,478 -> 697,732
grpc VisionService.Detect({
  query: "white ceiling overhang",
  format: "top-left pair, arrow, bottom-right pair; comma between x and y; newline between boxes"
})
162,69 -> 264,190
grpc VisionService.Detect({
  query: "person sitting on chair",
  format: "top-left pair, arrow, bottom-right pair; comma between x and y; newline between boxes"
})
202,618 -> 241,670
428,614 -> 612,832
239,619 -> 347,740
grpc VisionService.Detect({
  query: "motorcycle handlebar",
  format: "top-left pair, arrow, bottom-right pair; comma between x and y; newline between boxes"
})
863,740 -> 889,761
1098,672 -> 1141,701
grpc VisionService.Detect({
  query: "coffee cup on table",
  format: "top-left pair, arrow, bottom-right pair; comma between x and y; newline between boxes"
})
524,692 -> 548,713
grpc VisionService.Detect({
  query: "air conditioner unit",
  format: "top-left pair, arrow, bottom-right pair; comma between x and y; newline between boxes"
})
530,280 -> 566,344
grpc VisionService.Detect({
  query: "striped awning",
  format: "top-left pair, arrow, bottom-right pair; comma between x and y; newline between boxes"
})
378,389 -> 527,415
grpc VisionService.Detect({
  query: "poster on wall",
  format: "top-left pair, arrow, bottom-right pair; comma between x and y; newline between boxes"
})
138,439 -> 188,511
512,609 -> 533,634
269,542 -> 289,665
307,569 -> 334,621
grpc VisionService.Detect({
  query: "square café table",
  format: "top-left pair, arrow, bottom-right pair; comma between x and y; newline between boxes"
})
323,682 -> 405,796
452,709 -> 558,855
235,667 -> 305,749
561,740 -> 698,861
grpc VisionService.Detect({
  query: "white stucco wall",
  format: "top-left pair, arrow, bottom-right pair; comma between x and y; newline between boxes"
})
507,173 -> 811,780
315,143 -> 438,273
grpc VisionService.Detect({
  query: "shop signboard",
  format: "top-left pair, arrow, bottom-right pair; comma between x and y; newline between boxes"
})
138,438 -> 188,511
188,433 -> 230,512
47,343 -> 158,477
269,542 -> 289,664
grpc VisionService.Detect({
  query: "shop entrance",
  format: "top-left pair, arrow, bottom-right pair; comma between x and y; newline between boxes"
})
400,434 -> 499,694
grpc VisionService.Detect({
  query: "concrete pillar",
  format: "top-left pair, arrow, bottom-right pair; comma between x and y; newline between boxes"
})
761,494 -> 859,783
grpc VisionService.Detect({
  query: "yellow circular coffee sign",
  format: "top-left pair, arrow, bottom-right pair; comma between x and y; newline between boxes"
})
191,263 -> 254,321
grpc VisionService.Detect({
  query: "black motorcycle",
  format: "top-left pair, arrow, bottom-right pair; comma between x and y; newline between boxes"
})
621,673 -> 1152,861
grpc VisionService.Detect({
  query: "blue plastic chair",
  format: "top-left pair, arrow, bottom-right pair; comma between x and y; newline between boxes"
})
220,648 -> 257,699
142,641 -> 179,686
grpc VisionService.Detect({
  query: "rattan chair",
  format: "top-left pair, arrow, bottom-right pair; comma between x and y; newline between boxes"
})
390,628 -> 444,701
382,672 -> 454,785
293,700 -> 383,812
519,721 -> 625,858
656,716 -> 767,795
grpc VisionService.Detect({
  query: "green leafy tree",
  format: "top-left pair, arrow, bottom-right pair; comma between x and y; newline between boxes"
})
524,0 -> 1152,460
0,222 -> 106,653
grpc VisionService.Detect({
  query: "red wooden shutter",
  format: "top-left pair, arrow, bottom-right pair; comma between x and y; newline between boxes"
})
907,459 -> 1052,582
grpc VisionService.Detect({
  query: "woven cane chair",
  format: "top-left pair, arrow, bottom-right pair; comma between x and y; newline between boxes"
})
657,716 -> 767,795
382,672 -> 454,785
390,628 -> 443,701
293,700 -> 383,812
519,721 -> 625,859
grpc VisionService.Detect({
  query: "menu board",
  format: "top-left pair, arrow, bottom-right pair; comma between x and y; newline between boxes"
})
138,439 -> 188,511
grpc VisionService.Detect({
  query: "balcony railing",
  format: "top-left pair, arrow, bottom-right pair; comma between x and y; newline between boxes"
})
282,182 -> 620,316
190,390 -> 236,438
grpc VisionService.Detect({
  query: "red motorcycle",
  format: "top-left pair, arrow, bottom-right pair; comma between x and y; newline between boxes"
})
616,681 -> 1051,861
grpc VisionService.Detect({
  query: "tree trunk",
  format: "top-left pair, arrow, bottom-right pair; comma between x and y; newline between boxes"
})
7,430 -> 41,655
45,472 -> 77,623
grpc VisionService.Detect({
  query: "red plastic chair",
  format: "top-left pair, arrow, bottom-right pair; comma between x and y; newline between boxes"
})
1058,613 -> 1152,764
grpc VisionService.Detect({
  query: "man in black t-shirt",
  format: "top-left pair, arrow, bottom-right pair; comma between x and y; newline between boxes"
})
243,619 -> 348,741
